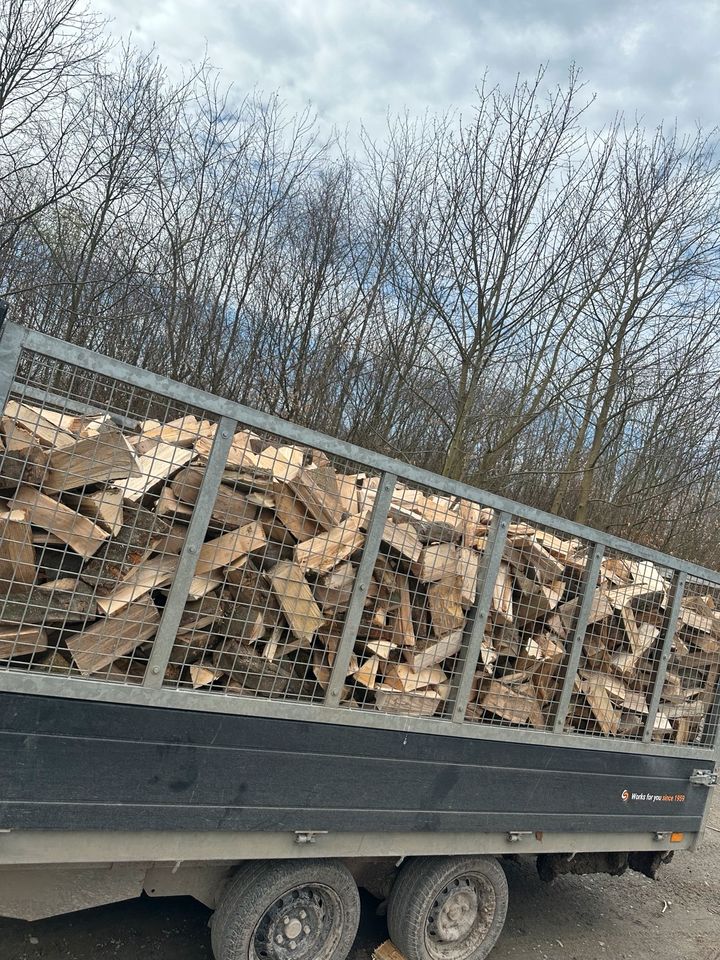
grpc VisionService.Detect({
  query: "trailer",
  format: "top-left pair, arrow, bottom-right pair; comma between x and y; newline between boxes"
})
0,316 -> 716,960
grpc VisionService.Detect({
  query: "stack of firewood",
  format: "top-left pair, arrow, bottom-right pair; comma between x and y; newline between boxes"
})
0,399 -> 717,745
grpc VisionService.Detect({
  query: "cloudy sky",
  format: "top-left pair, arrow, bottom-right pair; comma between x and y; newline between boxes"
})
95,0 -> 720,139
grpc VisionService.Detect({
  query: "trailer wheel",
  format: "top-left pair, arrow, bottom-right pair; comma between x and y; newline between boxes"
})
387,856 -> 508,960
210,859 -> 360,960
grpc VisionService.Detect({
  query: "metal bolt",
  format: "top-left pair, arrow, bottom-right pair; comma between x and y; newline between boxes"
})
151,666 -> 160,675
290,942 -> 297,951
187,544 -> 197,554
299,911 -> 306,920
276,936 -> 283,944
303,925 -> 310,935
283,917 -> 290,925
221,430 -> 230,439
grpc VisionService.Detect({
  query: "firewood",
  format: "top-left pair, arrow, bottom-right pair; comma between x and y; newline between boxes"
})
0,511 -> 36,584
419,543 -> 471,589
195,430 -> 260,469
255,445 -> 305,481
114,440 -> 194,502
273,482 -> 323,541
365,638 -> 398,659
287,464 -> 345,529
663,699 -> 708,721
476,679 -> 545,727
577,675 -> 621,735
374,689 -> 443,717
96,522 -> 265,615
405,629 -> 463,671
315,627 -> 359,678
140,415 -> 215,448
96,554 -> 178,615
148,521 -> 190,557
66,597 -> 160,675
351,653 -> 381,689
376,519 -> 423,568
336,473 -> 360,516
0,400 -> 713,748
268,560 -> 325,644
559,590 -> 613,632
216,643 -> 294,694
389,495 -> 462,544
176,594 -> 225,638
492,562 -> 513,624
0,423 -> 48,487
218,599 -> 267,644
533,530 -> 584,563
506,535 -> 566,583
189,662 -> 224,688
65,487 -> 125,536
427,577 -> 466,637
3,400 -> 76,448
192,521 -> 267,579
513,574 -> 565,626
81,504 -> 171,588
41,426 -> 139,493
226,560 -> 281,620
606,581 -> 666,611
386,576 -> 416,647
0,625 -> 48,659
171,466 -> 260,529
156,485 -> 194,520
312,562 -> 356,614
457,499 -> 491,547
295,514 -> 366,573
383,662 -> 448,693
0,577 -> 96,625
9,485 -> 109,558
69,414 -> 116,438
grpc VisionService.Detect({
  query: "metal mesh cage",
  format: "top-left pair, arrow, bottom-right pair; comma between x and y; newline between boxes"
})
0,329 -> 718,754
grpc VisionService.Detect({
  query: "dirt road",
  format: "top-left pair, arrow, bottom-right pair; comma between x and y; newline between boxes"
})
3,790 -> 718,960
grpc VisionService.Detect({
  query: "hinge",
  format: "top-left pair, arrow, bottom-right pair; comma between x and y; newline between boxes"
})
294,830 -> 328,844
506,831 -> 533,843
689,769 -> 717,787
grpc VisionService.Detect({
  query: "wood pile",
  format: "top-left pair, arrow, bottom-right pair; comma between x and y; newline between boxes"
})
0,399 -> 718,746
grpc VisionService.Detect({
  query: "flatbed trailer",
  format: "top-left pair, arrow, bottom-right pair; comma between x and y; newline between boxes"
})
0,317 -> 716,960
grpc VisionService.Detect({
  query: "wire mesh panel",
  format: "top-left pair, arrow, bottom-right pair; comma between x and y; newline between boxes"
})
458,514 -> 591,733
657,575 -> 720,749
335,484 -> 494,721
561,546 -> 672,743
0,347 -> 222,686
161,436 -> 378,705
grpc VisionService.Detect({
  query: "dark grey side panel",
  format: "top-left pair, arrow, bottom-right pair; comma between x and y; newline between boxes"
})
0,693 -> 712,834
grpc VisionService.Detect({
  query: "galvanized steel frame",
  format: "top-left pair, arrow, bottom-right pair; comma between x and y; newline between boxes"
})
0,320 -> 718,763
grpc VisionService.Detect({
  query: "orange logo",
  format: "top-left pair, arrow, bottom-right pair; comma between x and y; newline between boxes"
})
621,790 -> 630,802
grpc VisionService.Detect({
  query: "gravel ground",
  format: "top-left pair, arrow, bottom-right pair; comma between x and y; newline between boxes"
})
2,790 -> 718,960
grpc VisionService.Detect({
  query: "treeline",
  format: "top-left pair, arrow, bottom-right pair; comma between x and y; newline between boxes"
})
2,0 -> 720,566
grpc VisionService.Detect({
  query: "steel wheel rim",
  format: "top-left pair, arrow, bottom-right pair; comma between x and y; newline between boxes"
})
424,873 -> 497,960
251,882 -> 345,960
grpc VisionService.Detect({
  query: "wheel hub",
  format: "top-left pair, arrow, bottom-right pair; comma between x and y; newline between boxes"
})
430,881 -> 479,942
425,873 -> 496,959
252,885 -> 339,960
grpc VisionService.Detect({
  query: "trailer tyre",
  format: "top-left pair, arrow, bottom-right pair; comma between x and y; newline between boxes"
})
387,856 -> 508,960
210,859 -> 360,960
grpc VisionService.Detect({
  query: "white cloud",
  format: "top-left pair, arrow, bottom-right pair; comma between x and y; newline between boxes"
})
93,0 -> 720,141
